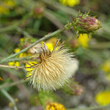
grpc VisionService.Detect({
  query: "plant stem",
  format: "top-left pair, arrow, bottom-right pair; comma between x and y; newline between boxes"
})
16,27 -> 32,38
0,22 -> 19,33
1,89 -> 18,110
0,64 -> 24,69
1,57 -> 31,63
90,42 -> 110,49
0,27 -> 65,64
0,12 -> 31,33
67,105 -> 110,110
0,79 -> 28,90
42,0 -> 78,17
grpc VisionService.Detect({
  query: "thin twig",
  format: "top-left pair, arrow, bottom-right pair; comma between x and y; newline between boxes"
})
0,56 -> 35,63
0,27 -> 66,64
16,27 -> 32,38
0,64 -> 24,69
1,89 -> 18,110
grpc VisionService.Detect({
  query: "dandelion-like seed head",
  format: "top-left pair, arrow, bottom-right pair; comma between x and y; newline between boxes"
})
29,40 -> 79,91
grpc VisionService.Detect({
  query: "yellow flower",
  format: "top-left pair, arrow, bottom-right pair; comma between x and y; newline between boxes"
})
46,37 -> 60,46
14,48 -> 21,53
59,0 -> 80,7
20,38 -> 25,42
8,62 -> 15,66
25,61 -> 38,79
102,60 -> 110,73
19,53 -> 27,58
105,74 -> 110,81
101,60 -> 110,81
45,43 -> 53,52
0,0 -> 15,15
46,102 -> 66,110
15,62 -> 20,67
41,42 -> 54,52
25,61 -> 37,72
4,0 -> 16,7
95,91 -> 110,105
0,6 -> 9,15
8,48 -> 27,69
8,61 -> 20,70
78,34 -> 91,48
44,37 -> 60,52
28,40 -> 79,91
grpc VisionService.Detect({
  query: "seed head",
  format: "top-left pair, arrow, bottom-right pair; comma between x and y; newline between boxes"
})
29,40 -> 78,91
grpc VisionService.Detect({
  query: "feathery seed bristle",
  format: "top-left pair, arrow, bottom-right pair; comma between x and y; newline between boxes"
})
29,40 -> 79,91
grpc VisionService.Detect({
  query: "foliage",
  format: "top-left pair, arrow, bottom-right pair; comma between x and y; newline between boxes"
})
0,0 -> 110,110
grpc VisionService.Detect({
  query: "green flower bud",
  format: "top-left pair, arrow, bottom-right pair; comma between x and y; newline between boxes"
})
73,12 -> 101,34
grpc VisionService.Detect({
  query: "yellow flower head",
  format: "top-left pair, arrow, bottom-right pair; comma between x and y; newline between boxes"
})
0,6 -> 9,15
14,48 -> 21,53
59,0 -> 80,7
44,37 -> 60,52
28,40 -> 79,91
15,62 -> 20,67
25,61 -> 38,72
45,43 -> 54,52
0,0 -> 16,15
101,60 -> 110,81
8,62 -> 15,66
20,38 -> 25,42
102,60 -> 110,73
4,0 -> 16,8
46,102 -> 66,110
46,37 -> 60,46
8,48 -> 27,68
95,91 -> 110,105
78,34 -> 91,48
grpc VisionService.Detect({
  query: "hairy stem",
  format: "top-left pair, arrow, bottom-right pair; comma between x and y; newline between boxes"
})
0,27 -> 66,64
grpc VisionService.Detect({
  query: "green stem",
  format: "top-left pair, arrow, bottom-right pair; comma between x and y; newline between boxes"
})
90,42 -> 110,49
0,12 -> 31,33
16,27 -> 32,38
67,105 -> 110,110
1,89 -> 18,110
0,79 -> 28,90
0,57 -> 31,63
0,27 -> 65,64
0,22 -> 19,33
42,0 -> 78,17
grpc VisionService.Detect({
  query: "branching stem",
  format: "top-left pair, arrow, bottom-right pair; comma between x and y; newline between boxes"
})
0,27 -> 66,64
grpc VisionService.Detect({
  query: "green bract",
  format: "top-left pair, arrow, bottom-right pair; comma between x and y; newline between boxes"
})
72,12 -> 101,34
